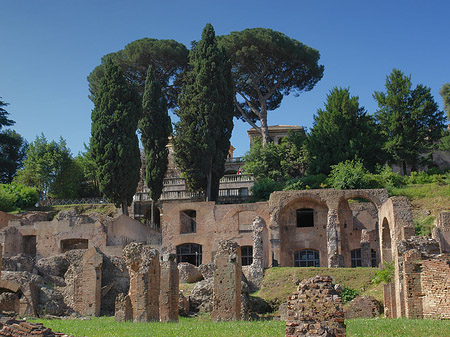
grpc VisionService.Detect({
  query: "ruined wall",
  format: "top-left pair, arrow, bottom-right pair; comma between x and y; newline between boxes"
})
162,201 -> 269,266
212,240 -> 241,321
123,243 -> 160,322
402,249 -> 450,319
285,275 -> 345,337
432,212 -> 450,253
159,253 -> 179,322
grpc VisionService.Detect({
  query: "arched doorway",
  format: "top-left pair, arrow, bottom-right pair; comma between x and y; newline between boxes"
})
176,243 -> 202,266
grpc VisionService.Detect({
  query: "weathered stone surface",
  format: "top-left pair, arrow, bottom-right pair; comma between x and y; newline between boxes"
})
36,255 -> 70,278
244,216 -> 266,292
212,240 -> 241,321
114,293 -> 132,322
72,248 -> 102,316
0,318 -> 72,336
344,296 -> 382,319
160,253 -> 179,322
123,242 -> 160,322
189,278 -> 213,313
177,262 -> 203,283
100,254 -> 129,315
0,292 -> 19,314
285,275 -> 346,337
2,254 -> 36,273
198,263 -> 216,279
178,291 -> 189,317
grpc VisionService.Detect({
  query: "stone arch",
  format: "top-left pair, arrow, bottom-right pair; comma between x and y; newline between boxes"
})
338,195 -> 380,268
277,196 -> 328,267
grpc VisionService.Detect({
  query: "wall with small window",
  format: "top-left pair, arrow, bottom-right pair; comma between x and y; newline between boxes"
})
277,198 -> 328,267
176,243 -> 202,266
180,210 -> 196,234
241,246 -> 253,266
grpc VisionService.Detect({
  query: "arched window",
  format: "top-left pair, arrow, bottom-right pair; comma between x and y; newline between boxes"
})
351,249 -> 362,268
294,249 -> 320,267
176,243 -> 202,266
241,246 -> 253,266
180,210 -> 196,234
296,208 -> 314,227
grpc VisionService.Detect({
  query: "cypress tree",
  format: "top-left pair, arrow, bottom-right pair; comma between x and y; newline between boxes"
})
173,23 -> 234,201
139,65 -> 171,212
90,58 -> 141,215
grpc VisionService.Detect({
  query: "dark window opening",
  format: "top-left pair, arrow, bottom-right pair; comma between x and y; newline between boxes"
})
61,238 -> 88,252
294,250 -> 320,267
241,246 -> 253,266
176,243 -> 202,266
371,249 -> 377,267
180,210 -> 196,234
351,249 -> 362,268
23,235 -> 36,257
296,208 -> 314,227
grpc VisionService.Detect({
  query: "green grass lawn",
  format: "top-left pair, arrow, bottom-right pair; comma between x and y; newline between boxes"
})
30,317 -> 450,337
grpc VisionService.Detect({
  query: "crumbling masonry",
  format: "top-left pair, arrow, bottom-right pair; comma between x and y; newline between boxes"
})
212,240 -> 242,321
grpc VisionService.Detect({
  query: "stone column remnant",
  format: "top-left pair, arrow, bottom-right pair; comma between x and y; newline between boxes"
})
360,229 -> 371,267
285,275 -> 346,337
327,209 -> 340,268
247,216 -> 266,290
123,242 -> 160,322
73,247 -> 103,316
212,240 -> 241,321
160,253 -> 179,322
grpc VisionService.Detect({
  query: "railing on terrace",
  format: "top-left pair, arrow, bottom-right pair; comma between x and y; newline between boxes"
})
162,174 -> 254,186
225,157 -> 243,163
39,197 -> 108,207
161,190 -> 204,201
220,174 -> 254,183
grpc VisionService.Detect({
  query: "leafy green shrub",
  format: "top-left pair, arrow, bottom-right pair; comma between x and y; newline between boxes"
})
373,164 -> 405,189
0,183 -> 39,212
414,215 -> 436,236
327,159 -> 376,190
341,286 -> 359,304
0,185 -> 17,212
405,171 -> 443,185
251,178 -> 283,201
371,262 -> 394,284
283,174 -> 328,191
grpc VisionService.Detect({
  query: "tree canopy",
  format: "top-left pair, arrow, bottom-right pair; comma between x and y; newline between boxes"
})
174,23 -> 235,201
0,129 -> 27,183
374,69 -> 445,174
139,66 -> 171,202
219,28 -> 324,145
90,58 -> 141,215
440,83 -> 450,128
88,38 -> 189,109
308,87 -> 385,175
14,134 -> 72,198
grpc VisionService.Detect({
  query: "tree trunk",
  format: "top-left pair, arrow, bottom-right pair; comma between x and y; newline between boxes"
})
151,201 -> 155,227
206,167 -> 212,202
402,161 -> 407,176
122,199 -> 129,216
259,106 -> 271,146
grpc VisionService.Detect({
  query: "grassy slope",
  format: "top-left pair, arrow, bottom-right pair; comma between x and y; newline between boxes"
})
390,183 -> 450,235
255,267 -> 383,308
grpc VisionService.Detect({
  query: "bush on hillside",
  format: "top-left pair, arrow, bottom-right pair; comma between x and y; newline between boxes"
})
0,183 -> 39,212
327,159 -> 377,190
251,177 -> 283,201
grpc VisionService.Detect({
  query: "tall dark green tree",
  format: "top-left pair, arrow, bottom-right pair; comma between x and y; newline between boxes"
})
173,23 -> 235,201
139,66 -> 171,204
307,87 -> 384,175
440,83 -> 450,128
219,28 -> 324,145
0,129 -> 27,183
374,69 -> 445,174
88,39 -> 189,109
91,58 -> 141,215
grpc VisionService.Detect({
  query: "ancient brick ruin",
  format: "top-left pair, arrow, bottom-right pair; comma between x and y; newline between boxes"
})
285,275 -> 345,337
122,242 -> 160,322
72,247 -> 102,316
159,253 -> 179,322
212,240 -> 241,321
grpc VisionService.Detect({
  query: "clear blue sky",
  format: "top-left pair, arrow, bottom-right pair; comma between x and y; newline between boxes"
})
1,1 -> 449,157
